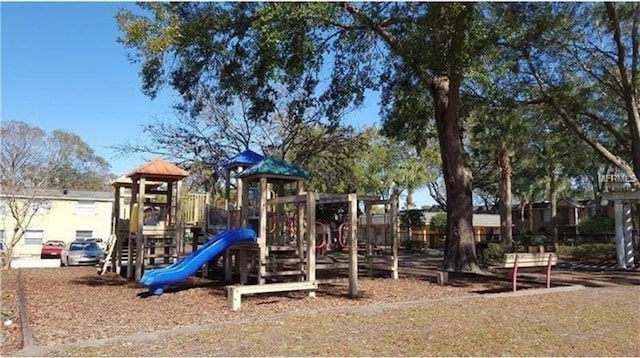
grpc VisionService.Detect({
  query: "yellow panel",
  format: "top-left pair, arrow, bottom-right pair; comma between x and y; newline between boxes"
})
130,203 -> 139,232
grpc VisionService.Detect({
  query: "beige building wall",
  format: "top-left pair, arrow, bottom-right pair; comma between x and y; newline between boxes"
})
1,195 -> 113,256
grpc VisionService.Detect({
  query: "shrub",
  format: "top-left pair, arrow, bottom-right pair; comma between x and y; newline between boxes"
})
429,212 -> 447,231
404,239 -> 427,252
400,209 -> 426,229
573,243 -> 616,261
556,245 -> 575,257
558,243 -> 616,261
482,242 -> 505,265
577,215 -> 615,235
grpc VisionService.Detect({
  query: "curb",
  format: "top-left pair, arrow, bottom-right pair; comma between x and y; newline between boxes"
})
482,284 -> 586,298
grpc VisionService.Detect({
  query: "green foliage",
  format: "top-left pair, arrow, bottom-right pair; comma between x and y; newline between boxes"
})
429,212 -> 447,231
404,239 -> 427,253
482,243 -> 506,265
399,210 -> 426,229
577,216 -> 615,235
515,231 -> 549,247
557,244 -> 616,261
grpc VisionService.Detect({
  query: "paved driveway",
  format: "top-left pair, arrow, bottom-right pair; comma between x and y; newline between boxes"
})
10,257 -> 61,268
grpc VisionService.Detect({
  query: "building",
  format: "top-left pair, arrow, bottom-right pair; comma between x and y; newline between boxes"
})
511,198 -> 615,239
358,209 -> 501,248
0,188 -> 113,256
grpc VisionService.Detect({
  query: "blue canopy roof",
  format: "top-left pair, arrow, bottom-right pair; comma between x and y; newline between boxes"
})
221,150 -> 265,169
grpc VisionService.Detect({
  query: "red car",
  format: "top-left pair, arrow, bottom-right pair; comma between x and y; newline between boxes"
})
41,240 -> 66,259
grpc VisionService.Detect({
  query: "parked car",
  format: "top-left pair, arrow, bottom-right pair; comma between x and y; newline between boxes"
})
60,241 -> 104,266
75,238 -> 107,252
40,240 -> 66,259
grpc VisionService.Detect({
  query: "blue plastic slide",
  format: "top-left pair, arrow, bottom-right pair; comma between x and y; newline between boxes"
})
139,228 -> 257,295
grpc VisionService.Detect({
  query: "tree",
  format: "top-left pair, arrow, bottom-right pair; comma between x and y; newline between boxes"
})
495,2 -> 640,187
0,121 -> 111,268
469,108 -> 532,250
117,2 -> 501,272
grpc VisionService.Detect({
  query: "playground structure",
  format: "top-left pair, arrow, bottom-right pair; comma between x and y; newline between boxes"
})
107,158 -> 211,280
217,150 -> 400,298
108,152 -> 401,302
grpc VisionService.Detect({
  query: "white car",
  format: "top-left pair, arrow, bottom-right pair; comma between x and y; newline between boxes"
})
76,238 -> 107,252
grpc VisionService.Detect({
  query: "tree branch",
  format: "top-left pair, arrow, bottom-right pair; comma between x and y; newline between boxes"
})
582,111 -> 630,149
605,2 -> 633,94
341,2 -> 434,87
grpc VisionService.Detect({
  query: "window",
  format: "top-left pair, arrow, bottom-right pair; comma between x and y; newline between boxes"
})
75,201 -> 96,215
75,230 -> 93,239
543,209 -> 552,223
0,229 -> 4,242
24,230 -> 44,246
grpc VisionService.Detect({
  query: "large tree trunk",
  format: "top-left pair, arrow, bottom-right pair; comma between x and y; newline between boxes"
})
498,149 -> 513,250
430,77 -> 479,272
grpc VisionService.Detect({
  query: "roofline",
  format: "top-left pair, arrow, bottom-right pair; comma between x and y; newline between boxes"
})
0,193 -> 114,202
238,173 -> 309,182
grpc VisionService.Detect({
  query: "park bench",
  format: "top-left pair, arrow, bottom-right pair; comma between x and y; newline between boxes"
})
496,252 -> 558,292
227,281 -> 318,311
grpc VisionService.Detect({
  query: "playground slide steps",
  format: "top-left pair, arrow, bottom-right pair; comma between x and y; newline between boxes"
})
262,270 -> 305,277
264,257 -> 306,264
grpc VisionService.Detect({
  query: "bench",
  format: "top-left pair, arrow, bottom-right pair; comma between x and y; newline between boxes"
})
227,281 -> 318,311
497,253 -> 558,292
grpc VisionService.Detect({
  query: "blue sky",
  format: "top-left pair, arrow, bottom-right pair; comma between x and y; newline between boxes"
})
2,2 -> 178,175
1,2 -> 433,206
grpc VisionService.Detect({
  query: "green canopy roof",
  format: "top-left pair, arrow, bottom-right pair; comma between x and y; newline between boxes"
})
235,157 -> 311,180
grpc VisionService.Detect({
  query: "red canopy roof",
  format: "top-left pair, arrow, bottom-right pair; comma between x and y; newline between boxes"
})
126,158 -> 189,179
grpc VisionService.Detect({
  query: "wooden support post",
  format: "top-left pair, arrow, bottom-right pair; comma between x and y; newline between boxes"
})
224,249 -> 232,282
366,202 -> 373,276
436,271 -> 448,285
348,193 -> 358,298
175,180 -> 183,262
276,183 -> 285,246
204,191 -> 211,229
135,178 -> 146,281
225,168 -> 231,227
391,193 -> 399,280
297,180 -> 305,282
240,177 -> 249,228
239,249 -> 248,284
127,180 -> 138,279
258,177 -> 268,285
546,254 -> 553,288
306,191 -> 316,297
512,255 -> 520,292
113,185 -> 122,275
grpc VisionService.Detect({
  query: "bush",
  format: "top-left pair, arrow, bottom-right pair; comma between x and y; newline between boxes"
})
400,209 -> 427,229
557,243 -> 616,261
556,245 -> 575,257
577,215 -> 615,235
429,212 -> 447,231
518,230 -> 551,246
482,242 -> 505,265
404,239 -> 427,252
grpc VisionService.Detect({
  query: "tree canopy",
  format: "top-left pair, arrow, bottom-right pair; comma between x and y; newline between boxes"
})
117,2 -> 639,272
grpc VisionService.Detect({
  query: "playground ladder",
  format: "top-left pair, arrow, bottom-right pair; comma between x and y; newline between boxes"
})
98,233 -> 117,275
